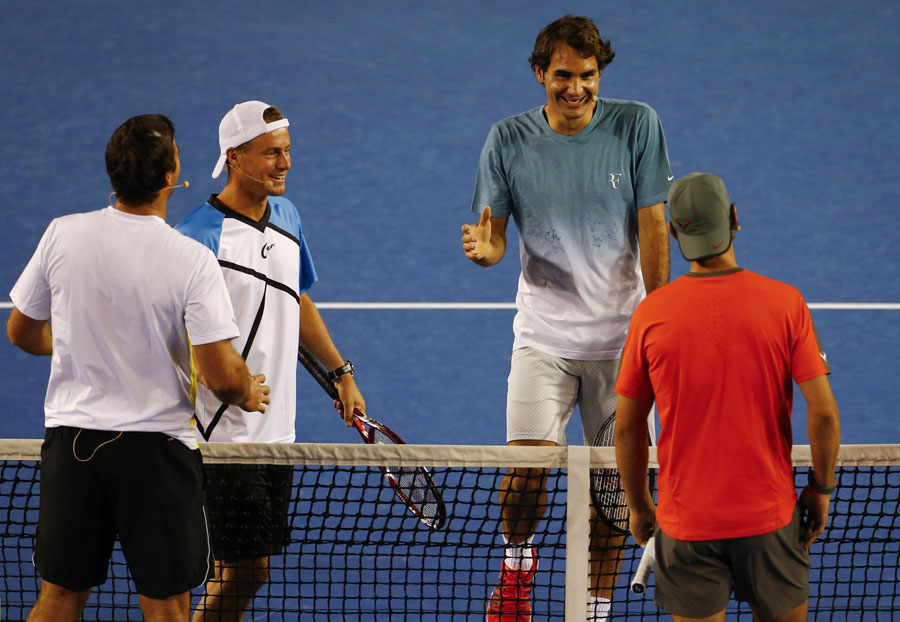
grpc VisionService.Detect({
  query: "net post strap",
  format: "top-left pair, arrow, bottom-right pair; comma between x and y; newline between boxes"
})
565,445 -> 591,621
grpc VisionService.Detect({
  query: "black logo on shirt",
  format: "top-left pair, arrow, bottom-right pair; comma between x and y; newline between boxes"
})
261,242 -> 276,259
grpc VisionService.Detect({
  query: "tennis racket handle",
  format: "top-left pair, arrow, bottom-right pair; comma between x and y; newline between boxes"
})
630,535 -> 656,594
297,345 -> 340,400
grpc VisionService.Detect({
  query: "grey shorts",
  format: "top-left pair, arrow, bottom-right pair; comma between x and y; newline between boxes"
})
655,506 -> 811,619
506,347 -> 654,445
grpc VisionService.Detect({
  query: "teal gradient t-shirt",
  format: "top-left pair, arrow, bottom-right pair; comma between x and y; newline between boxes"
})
471,99 -> 672,359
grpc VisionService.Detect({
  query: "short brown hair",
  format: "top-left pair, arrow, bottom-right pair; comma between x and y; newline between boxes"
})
105,114 -> 176,206
262,105 -> 284,124
528,15 -> 615,73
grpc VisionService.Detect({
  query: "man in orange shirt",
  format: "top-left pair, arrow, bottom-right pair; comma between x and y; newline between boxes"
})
614,172 -> 840,621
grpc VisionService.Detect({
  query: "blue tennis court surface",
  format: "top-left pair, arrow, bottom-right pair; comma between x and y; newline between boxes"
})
0,1 -> 898,619
1,1 -> 897,446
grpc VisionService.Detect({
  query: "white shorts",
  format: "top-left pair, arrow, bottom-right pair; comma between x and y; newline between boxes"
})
506,347 -> 655,446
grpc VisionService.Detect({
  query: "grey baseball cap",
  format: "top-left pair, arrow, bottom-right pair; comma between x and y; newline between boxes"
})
667,172 -> 733,261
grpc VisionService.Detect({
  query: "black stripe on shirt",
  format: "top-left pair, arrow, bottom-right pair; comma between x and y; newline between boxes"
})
209,195 -> 301,246
269,221 -> 300,247
209,194 -> 271,232
218,260 -> 300,303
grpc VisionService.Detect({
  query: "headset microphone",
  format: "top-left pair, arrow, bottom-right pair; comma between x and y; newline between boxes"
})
163,181 -> 190,190
232,167 -> 275,188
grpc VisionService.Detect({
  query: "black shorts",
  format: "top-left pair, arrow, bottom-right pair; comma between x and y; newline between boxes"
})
35,427 -> 213,599
655,506 -> 811,618
204,463 -> 293,560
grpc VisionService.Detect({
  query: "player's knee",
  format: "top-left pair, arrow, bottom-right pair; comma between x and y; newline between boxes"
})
37,580 -> 91,604
248,564 -> 270,587
219,561 -> 270,594
505,467 -> 548,493
31,581 -> 91,621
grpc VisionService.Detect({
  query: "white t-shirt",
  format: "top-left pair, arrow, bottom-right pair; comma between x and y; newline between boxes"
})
176,195 -> 317,443
9,206 -> 239,447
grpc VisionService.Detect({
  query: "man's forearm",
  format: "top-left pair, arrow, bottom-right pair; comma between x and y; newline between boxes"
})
800,375 -> 841,489
638,203 -> 670,293
210,376 -> 250,407
206,355 -> 252,407
640,242 -> 669,293
299,293 -> 345,370
7,309 -> 53,356
808,410 -> 841,489
614,396 -> 655,509
616,431 -> 650,508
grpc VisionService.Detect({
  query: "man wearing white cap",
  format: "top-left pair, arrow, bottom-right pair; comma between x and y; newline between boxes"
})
177,101 -> 365,620
615,172 -> 840,621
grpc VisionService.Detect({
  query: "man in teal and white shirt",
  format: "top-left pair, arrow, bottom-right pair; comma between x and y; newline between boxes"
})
460,15 -> 672,622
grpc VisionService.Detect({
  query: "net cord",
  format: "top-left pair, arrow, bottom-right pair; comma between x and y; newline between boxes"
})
2,440 -> 899,468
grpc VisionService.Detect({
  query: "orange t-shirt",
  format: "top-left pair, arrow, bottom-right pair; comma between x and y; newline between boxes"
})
615,268 -> 828,540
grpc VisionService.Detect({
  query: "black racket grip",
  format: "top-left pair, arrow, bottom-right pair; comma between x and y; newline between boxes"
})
298,345 -> 340,401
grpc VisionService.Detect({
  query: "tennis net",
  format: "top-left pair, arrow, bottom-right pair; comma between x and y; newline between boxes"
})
1,440 -> 898,620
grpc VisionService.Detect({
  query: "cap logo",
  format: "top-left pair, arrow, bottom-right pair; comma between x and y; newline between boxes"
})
713,241 -> 724,250
674,217 -> 691,231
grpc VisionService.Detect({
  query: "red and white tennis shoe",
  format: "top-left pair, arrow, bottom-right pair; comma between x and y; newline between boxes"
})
486,552 -> 538,622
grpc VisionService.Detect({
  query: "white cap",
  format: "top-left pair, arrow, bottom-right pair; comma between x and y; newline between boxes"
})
211,101 -> 290,178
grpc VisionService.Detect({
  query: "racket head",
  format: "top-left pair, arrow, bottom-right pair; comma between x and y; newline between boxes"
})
589,412 -> 657,534
590,413 -> 630,533
352,412 -> 406,445
352,412 -> 447,530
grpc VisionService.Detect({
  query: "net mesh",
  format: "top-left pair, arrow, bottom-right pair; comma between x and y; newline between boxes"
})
1,440 -> 899,620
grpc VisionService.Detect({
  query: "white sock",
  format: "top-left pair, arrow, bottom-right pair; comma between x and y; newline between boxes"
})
502,535 -> 535,572
587,596 -> 611,621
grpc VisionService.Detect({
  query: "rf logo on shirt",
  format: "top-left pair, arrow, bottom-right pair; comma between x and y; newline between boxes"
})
608,173 -> 622,189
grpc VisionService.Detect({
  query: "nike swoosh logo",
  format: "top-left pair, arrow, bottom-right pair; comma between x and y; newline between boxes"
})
713,241 -> 724,249
667,175 -> 674,181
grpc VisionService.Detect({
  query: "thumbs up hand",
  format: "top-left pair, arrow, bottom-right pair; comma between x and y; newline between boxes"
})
461,206 -> 493,261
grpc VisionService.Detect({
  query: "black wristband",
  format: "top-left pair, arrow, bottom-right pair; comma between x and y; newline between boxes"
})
807,470 -> 836,496
326,361 -> 354,382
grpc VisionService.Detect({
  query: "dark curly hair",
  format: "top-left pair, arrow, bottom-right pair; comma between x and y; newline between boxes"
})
105,114 -> 176,206
528,15 -> 615,73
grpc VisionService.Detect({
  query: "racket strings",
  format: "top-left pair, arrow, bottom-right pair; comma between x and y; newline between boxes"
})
362,419 -> 446,529
592,469 -> 630,529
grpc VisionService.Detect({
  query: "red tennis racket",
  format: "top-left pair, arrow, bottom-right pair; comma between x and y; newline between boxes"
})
297,345 -> 446,530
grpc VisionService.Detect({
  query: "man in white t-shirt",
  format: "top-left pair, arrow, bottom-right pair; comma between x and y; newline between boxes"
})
460,16 -> 672,621
7,114 -> 269,622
